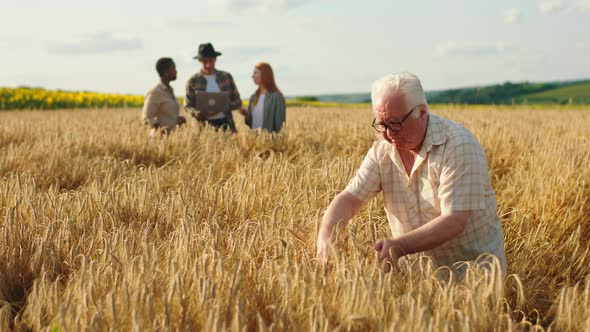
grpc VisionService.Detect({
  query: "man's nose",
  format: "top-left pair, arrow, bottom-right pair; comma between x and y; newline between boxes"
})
385,127 -> 397,136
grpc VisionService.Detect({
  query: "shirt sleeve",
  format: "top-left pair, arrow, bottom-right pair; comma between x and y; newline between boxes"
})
184,77 -> 198,115
273,94 -> 286,131
345,144 -> 382,201
142,89 -> 160,125
438,134 -> 488,213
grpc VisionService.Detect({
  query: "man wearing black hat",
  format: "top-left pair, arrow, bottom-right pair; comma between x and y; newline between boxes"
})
185,43 -> 242,132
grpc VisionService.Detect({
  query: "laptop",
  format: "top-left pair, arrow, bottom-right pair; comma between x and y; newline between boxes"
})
195,91 -> 230,113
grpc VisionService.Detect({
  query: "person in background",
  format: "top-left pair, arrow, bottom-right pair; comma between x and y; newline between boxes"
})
184,43 -> 242,133
240,62 -> 286,132
316,72 -> 507,278
142,57 -> 186,136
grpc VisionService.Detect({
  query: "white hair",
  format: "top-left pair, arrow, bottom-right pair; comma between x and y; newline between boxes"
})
371,72 -> 428,116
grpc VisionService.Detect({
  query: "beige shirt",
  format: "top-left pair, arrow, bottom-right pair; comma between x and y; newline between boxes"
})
142,82 -> 180,130
346,114 -> 506,274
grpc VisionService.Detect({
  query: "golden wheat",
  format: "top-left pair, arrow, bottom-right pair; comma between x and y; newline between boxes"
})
0,105 -> 589,331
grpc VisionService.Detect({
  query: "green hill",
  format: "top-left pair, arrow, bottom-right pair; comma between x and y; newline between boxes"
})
291,79 -> 590,105
524,81 -> 590,104
423,79 -> 590,105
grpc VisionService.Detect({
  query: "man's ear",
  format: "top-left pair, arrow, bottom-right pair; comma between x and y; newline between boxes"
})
419,104 -> 428,118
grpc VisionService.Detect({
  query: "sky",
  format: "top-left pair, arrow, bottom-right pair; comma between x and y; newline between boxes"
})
1,0 -> 589,97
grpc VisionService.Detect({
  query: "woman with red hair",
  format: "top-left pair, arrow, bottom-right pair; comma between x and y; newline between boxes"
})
240,62 -> 286,132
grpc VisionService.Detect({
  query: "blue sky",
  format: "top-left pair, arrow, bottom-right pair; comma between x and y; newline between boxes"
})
2,0 -> 589,96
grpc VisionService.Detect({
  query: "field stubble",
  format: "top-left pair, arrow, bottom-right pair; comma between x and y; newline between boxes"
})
0,106 -> 589,331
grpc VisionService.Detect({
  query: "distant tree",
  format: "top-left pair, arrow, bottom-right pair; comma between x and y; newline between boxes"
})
429,81 -> 563,104
296,96 -> 319,102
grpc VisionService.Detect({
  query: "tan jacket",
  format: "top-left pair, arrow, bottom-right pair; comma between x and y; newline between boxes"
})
142,82 -> 180,130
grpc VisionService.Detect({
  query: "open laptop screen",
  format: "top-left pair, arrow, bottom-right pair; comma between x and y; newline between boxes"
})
195,91 -> 230,113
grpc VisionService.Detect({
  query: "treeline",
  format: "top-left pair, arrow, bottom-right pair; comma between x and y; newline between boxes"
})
299,79 -> 590,105
4,80 -> 590,111
428,80 -> 590,105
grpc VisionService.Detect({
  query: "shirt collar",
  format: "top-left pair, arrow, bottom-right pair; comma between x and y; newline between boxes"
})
421,114 -> 445,153
200,69 -> 217,76
157,81 -> 174,94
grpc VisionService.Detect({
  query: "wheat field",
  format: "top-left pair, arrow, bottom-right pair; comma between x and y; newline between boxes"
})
0,105 -> 589,331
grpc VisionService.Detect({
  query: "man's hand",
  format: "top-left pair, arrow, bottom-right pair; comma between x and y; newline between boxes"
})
177,115 -> 186,126
315,191 -> 364,266
316,229 -> 332,264
372,211 -> 471,271
374,239 -> 399,272
196,112 -> 206,121
239,107 -> 248,116
196,111 -> 219,121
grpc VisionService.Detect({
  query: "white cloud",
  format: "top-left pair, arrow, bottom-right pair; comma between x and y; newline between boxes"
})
287,17 -> 317,29
435,42 -> 457,57
575,0 -> 590,11
220,45 -> 278,63
503,8 -> 522,24
208,0 -> 312,12
576,41 -> 586,49
47,33 -> 143,55
167,19 -> 236,29
538,0 -> 590,13
540,0 -> 564,14
435,41 -> 514,57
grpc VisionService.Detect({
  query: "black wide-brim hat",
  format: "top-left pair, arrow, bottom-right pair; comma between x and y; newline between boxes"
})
194,43 -> 222,60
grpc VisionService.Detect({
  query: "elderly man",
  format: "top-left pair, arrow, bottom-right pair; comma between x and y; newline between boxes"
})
142,57 -> 186,136
316,72 -> 506,276
184,43 -> 242,133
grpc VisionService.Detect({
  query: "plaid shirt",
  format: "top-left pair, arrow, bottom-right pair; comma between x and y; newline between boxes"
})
184,70 -> 242,132
346,114 -> 506,274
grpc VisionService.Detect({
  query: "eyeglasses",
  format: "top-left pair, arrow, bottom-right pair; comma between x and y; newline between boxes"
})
372,106 -> 418,133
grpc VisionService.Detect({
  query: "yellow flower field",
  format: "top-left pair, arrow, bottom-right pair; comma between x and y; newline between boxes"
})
0,87 -> 361,110
0,87 -> 144,110
0,105 -> 589,331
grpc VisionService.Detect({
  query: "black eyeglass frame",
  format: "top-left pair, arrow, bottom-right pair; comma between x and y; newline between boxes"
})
371,106 -> 420,133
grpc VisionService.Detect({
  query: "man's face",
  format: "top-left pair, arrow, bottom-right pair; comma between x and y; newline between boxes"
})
200,58 -> 216,74
165,65 -> 177,81
372,91 -> 427,151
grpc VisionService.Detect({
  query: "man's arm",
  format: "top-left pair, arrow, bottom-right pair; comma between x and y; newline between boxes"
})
316,191 -> 364,263
376,131 -> 489,263
375,210 -> 471,262
142,90 -> 160,128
